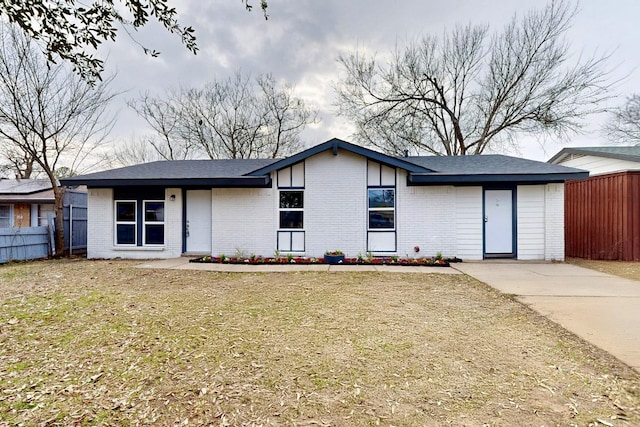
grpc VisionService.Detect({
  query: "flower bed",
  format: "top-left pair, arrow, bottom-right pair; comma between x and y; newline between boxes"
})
190,255 -> 461,267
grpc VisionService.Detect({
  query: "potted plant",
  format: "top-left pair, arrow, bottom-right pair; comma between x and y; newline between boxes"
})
324,249 -> 345,264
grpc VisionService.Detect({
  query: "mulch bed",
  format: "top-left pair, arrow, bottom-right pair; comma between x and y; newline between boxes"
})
190,255 -> 462,267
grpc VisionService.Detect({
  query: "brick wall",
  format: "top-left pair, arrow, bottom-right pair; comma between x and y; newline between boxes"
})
87,188 -> 183,259
304,150 -> 367,257
397,172 -> 458,258
211,188 -> 275,257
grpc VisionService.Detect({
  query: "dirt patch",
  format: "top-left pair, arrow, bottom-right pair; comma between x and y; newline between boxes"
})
568,258 -> 640,282
0,259 -> 638,426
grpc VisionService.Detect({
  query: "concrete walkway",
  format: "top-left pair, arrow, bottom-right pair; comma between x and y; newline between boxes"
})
136,257 -> 462,274
454,262 -> 640,372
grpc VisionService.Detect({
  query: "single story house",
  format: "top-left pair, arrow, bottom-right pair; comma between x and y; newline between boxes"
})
0,179 -> 86,228
549,146 -> 640,260
61,138 -> 587,261
548,146 -> 640,176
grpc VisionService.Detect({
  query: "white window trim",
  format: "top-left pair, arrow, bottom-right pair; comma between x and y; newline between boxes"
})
114,200 -> 137,246
367,188 -> 396,231
0,204 -> 12,228
142,200 -> 165,247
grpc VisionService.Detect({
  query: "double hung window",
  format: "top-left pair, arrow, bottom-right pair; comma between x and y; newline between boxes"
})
368,189 -> 395,229
144,201 -> 165,245
279,191 -> 303,229
115,201 -> 136,245
114,199 -> 165,246
0,205 -> 11,228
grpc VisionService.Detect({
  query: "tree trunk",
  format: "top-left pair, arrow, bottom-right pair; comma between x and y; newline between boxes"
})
53,184 -> 66,257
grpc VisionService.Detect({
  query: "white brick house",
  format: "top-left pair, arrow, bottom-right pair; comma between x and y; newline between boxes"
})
61,139 -> 587,261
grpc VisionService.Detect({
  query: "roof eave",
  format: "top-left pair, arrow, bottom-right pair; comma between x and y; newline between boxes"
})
407,171 -> 589,185
60,176 -> 272,188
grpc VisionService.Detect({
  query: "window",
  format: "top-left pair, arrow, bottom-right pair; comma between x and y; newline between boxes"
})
368,189 -> 395,229
115,201 -> 136,245
0,205 -> 11,228
279,191 -> 303,229
143,201 -> 165,245
37,204 -> 56,226
277,163 -> 305,252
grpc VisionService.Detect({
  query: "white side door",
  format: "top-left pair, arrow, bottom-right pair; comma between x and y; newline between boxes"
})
186,190 -> 212,253
484,189 -> 513,255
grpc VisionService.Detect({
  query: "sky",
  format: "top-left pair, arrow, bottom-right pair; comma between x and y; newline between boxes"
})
100,0 -> 640,162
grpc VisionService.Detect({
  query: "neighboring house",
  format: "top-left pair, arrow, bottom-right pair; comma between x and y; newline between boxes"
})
0,179 -> 60,228
548,146 -> 640,176
61,138 -> 587,261
549,146 -> 640,260
0,178 -> 88,256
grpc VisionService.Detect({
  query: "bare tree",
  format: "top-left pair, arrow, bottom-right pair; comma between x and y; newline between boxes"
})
0,1 -> 268,82
0,22 -> 117,254
112,137 -> 173,167
257,74 -> 319,158
336,0 -> 612,156
127,90 -> 199,161
604,94 -> 640,143
0,145 -> 36,178
128,72 -> 318,160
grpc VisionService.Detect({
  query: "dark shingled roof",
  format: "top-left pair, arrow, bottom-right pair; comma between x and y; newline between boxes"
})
61,139 -> 588,188
404,154 -> 587,184
406,154 -> 579,175
548,146 -> 640,164
61,159 -> 279,187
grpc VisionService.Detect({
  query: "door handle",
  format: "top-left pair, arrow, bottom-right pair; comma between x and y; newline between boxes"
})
484,216 -> 488,223
186,220 -> 190,237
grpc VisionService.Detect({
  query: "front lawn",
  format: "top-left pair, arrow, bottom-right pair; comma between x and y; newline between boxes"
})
0,260 -> 638,426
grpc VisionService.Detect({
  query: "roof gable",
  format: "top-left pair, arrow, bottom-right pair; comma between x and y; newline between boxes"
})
247,138 -> 433,176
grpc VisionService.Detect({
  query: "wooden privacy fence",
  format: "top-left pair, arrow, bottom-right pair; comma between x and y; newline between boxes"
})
0,203 -> 87,263
0,226 -> 52,263
565,171 -> 640,260
63,204 -> 87,255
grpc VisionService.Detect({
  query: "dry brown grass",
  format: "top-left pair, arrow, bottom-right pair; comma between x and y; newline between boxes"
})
0,259 -> 639,426
568,258 -> 640,282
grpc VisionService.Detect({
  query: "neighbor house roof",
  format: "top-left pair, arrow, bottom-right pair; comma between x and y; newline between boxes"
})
0,179 -> 52,194
61,138 -> 588,188
548,146 -> 640,164
0,179 -> 56,203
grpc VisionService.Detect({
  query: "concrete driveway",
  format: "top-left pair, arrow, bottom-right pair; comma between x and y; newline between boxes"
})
454,262 -> 640,371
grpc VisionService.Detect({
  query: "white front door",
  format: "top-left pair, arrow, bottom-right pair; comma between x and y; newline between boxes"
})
186,190 -> 212,253
484,189 -> 514,256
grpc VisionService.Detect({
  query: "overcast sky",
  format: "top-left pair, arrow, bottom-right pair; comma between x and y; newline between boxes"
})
101,0 -> 640,161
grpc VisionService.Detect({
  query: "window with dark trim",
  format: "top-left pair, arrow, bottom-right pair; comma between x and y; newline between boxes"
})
279,191 -> 303,229
368,189 -> 395,229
